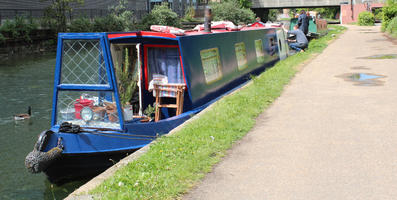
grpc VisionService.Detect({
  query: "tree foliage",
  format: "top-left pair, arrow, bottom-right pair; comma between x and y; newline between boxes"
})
41,0 -> 84,32
358,11 -> 375,26
210,0 -> 255,25
69,17 -> 92,32
235,0 -> 252,9
289,7 -> 339,19
382,0 -> 397,31
182,6 -> 200,22
137,3 -> 181,30
68,0 -> 134,32
0,16 -> 38,42
386,16 -> 397,37
109,0 -> 134,31
268,9 -> 279,22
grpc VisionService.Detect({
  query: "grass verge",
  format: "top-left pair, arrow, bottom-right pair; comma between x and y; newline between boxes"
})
91,25 -> 347,200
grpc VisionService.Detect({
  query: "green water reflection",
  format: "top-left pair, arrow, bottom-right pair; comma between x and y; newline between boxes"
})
0,55 -> 86,200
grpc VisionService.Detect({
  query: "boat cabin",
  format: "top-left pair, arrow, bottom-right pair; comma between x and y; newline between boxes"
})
53,27 -> 286,135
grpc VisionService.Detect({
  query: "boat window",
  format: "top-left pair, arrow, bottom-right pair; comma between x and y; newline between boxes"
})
254,39 -> 265,63
111,44 -> 140,120
200,48 -> 223,84
234,42 -> 248,70
56,91 -> 120,129
61,40 -> 109,86
146,47 -> 184,87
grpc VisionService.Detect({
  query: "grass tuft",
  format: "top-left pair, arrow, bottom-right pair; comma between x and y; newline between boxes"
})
91,25 -> 347,200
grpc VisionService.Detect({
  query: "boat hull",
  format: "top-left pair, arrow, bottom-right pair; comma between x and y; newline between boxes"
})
44,149 -> 138,185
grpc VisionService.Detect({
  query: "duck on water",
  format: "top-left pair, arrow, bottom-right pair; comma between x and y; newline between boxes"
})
14,106 -> 31,120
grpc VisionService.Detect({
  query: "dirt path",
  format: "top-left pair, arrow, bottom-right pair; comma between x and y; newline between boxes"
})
184,25 -> 397,200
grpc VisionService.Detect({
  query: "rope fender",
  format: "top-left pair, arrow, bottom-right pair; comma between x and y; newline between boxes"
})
25,130 -> 63,173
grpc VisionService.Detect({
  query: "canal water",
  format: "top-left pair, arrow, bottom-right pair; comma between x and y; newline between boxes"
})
0,55 -> 87,200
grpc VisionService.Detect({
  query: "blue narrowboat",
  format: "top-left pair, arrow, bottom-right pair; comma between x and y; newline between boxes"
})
25,24 -> 289,184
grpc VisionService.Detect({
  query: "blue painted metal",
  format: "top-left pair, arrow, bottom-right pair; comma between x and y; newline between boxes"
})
57,84 -> 113,90
178,28 -> 279,108
100,35 -> 125,129
51,36 -> 64,127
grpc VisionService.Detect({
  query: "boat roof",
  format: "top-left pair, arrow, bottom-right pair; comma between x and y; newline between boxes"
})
107,25 -> 280,40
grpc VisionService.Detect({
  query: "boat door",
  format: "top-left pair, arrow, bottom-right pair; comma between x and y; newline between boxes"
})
110,43 -> 143,120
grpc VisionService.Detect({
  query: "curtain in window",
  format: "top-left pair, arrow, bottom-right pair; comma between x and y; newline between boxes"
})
147,47 -> 183,84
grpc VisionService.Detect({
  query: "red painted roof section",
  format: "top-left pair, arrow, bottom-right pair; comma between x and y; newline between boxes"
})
107,26 -> 275,38
108,31 -> 177,39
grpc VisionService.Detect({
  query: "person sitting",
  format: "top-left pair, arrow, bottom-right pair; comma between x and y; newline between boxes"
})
284,24 -> 308,53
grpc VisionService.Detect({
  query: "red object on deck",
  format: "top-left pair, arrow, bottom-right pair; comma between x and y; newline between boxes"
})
74,99 -> 94,119
250,22 -> 266,27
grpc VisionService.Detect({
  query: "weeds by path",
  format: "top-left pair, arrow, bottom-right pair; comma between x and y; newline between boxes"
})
91,25 -> 347,200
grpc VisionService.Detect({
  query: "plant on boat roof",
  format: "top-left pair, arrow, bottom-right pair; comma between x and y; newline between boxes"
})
115,48 -> 138,106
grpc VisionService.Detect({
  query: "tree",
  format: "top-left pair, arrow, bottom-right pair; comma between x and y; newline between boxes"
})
42,0 -> 84,32
268,9 -> 280,22
382,0 -> 397,31
235,0 -> 252,9
210,0 -> 255,25
138,3 -> 181,30
109,0 -> 135,31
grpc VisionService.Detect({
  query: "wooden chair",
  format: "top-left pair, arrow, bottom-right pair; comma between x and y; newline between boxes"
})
154,83 -> 186,122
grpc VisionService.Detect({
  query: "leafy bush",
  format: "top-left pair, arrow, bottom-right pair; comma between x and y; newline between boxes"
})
138,3 -> 180,30
358,11 -> 375,26
382,1 -> 397,31
235,0 -> 252,8
0,33 -> 5,44
290,7 -> 339,19
41,0 -> 84,32
268,9 -> 279,22
109,0 -> 135,31
135,14 -> 155,30
386,16 -> 397,37
182,6 -> 200,22
92,15 -> 124,32
0,16 -> 38,42
211,0 -> 255,25
0,20 -> 17,38
69,17 -> 92,32
375,10 -> 383,20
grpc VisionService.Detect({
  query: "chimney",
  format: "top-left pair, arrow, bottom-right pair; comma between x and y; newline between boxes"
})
204,6 -> 212,33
